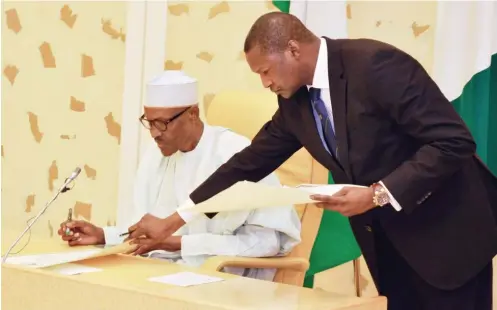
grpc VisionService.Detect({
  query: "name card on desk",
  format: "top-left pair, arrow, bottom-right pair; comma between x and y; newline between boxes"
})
148,272 -> 224,287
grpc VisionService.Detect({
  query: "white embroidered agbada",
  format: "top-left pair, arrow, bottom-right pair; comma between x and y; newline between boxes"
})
102,70 -> 301,281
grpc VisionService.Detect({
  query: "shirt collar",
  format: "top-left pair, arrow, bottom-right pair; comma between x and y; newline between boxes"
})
307,37 -> 330,90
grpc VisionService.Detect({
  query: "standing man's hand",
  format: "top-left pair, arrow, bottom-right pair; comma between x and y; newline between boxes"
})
125,212 -> 185,248
58,220 -> 105,246
311,186 -> 376,217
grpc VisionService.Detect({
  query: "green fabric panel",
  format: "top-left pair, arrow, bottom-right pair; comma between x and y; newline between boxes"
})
305,173 -> 362,277
272,0 -> 290,13
453,53 -> 497,175
303,275 -> 314,288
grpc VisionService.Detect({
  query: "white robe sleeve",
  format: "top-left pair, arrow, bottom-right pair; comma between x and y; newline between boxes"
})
180,129 -> 301,258
181,225 -> 280,257
102,226 -> 125,246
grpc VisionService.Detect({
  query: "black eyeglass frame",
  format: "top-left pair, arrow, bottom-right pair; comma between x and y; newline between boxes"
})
139,107 -> 190,132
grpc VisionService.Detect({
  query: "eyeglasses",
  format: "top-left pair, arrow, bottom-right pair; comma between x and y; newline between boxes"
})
139,107 -> 190,132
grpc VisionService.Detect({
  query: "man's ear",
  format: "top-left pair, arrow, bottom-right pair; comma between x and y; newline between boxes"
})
287,40 -> 301,59
189,105 -> 200,119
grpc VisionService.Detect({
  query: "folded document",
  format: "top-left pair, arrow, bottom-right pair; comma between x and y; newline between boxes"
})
179,181 -> 365,213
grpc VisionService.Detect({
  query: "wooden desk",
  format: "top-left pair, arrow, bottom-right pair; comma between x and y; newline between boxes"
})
2,234 -> 387,310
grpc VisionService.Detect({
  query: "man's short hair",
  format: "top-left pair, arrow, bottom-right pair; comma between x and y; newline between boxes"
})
244,12 -> 316,54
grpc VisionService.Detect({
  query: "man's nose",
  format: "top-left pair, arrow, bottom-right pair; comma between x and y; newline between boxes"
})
150,127 -> 161,139
261,76 -> 272,89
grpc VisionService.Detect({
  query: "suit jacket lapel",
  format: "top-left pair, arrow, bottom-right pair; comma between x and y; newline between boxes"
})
325,37 -> 353,181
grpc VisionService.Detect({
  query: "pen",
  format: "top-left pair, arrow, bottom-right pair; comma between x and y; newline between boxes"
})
119,231 -> 130,237
65,208 -> 72,235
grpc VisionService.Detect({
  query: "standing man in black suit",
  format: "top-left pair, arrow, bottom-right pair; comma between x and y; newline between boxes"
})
127,12 -> 497,310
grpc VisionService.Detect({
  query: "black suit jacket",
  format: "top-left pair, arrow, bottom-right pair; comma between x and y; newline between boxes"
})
189,38 -> 497,290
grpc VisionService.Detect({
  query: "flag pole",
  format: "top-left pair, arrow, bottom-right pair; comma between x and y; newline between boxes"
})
353,258 -> 361,297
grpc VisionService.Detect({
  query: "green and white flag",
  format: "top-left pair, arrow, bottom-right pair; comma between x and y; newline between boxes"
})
272,0 -> 361,288
432,1 -> 497,174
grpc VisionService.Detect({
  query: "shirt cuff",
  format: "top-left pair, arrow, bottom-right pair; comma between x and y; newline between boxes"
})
379,181 -> 402,211
177,198 -> 202,223
181,234 -> 216,257
102,226 -> 124,245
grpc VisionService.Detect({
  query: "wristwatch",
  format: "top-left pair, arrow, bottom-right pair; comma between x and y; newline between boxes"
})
371,183 -> 390,207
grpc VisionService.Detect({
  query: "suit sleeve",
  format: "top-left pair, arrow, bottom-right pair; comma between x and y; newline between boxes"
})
188,106 -> 302,219
368,48 -> 476,214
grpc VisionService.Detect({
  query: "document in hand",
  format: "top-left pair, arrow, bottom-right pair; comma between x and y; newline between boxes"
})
3,242 -> 137,268
178,181 -> 366,213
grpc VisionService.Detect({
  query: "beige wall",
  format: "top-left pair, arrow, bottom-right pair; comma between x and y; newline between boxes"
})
2,1 -> 127,242
164,1 -> 279,115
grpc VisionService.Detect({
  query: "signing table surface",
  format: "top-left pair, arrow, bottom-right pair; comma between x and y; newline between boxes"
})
1,233 -> 387,310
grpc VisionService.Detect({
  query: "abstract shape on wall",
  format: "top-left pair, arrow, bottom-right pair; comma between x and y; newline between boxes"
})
70,96 -> 86,112
164,60 -> 183,70
237,51 -> 246,61
81,54 -> 95,77
39,42 -> 56,68
411,22 -> 430,38
1,145 -> 4,157
346,4 -> 352,19
48,160 -> 58,192
101,19 -> 126,42
28,112 -> 44,143
60,134 -> 76,140
60,5 -> 77,28
3,65 -> 19,85
104,112 -> 121,144
209,2 -> 230,20
25,194 -> 35,213
203,93 -> 216,112
5,8 -> 22,34
376,21 -> 382,27
197,51 -> 214,63
48,220 -> 54,237
74,201 -> 92,221
84,164 -> 96,180
168,3 -> 189,16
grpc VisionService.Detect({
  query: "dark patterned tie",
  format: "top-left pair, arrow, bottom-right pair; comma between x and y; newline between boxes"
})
309,87 -> 338,159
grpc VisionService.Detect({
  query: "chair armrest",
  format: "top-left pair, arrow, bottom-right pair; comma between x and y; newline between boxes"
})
200,256 -> 309,272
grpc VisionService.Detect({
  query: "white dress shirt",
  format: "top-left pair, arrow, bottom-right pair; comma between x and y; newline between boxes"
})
309,38 -> 402,211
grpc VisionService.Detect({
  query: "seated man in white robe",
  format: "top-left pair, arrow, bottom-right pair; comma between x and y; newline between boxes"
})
58,70 -> 301,281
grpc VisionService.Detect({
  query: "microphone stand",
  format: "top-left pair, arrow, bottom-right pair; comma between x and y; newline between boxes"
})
2,178 -> 76,264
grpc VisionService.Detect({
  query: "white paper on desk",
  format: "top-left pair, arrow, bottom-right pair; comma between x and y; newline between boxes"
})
3,249 -> 101,268
178,181 -> 366,213
3,242 -> 137,268
148,272 -> 224,287
54,263 -> 102,275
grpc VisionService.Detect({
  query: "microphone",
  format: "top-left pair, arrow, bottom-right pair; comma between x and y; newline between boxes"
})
2,166 -> 82,264
60,167 -> 82,193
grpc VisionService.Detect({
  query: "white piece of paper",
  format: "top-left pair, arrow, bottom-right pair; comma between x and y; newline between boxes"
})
3,242 -> 136,268
3,249 -> 101,268
294,183 -> 366,196
54,263 -> 102,275
178,181 -> 366,213
148,272 -> 224,287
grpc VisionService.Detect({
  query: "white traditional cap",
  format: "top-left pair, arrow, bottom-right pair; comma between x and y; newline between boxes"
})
145,70 -> 198,108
